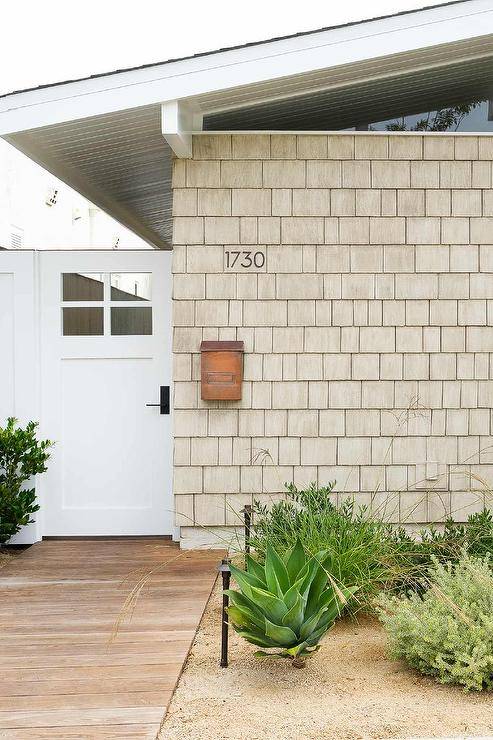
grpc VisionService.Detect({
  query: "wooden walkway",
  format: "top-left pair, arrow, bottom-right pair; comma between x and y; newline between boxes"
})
0,539 -> 220,739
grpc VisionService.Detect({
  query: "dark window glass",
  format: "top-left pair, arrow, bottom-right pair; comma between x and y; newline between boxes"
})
111,307 -> 152,335
370,100 -> 488,132
110,273 -> 151,301
62,273 -> 104,301
63,307 -> 104,336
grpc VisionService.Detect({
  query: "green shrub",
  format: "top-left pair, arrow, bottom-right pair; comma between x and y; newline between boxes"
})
0,418 -> 53,543
227,539 -> 357,667
249,482 -> 413,608
417,509 -> 493,562
388,510 -> 493,594
376,553 -> 493,691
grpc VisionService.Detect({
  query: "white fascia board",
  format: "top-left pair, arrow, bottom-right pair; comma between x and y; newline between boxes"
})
1,0 -> 493,135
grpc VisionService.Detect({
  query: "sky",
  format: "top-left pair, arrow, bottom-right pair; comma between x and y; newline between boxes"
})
0,0 -> 457,96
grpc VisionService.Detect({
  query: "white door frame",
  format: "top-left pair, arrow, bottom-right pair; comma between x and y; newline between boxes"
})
0,251 -> 40,543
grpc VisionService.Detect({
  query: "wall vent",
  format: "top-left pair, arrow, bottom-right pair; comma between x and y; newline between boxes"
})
45,188 -> 58,207
10,227 -> 23,249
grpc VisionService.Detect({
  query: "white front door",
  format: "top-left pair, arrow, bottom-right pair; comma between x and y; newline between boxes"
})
38,250 -> 173,536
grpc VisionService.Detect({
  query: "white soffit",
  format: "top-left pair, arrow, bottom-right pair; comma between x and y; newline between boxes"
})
0,0 -> 493,247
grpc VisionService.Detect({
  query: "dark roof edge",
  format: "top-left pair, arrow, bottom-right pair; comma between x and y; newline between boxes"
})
0,0 -> 472,100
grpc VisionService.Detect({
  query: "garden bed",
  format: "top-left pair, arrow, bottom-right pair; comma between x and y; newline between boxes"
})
160,581 -> 493,740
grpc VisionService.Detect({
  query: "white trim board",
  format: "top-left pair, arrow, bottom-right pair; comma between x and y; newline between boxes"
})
195,129 -> 493,136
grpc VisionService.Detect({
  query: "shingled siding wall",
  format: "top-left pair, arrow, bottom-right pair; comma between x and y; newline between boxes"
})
172,132 -> 493,544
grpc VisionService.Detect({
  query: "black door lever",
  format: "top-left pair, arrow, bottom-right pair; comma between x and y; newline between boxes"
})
146,385 -> 170,414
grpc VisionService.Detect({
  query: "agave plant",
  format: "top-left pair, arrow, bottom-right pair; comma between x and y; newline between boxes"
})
226,539 -> 357,667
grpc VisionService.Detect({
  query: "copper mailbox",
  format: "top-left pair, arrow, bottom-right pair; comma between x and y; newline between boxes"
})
200,340 -> 244,400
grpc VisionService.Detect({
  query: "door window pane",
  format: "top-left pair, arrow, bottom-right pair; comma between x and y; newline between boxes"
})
63,308 -> 104,336
110,273 -> 151,301
62,273 -> 104,301
111,307 -> 152,335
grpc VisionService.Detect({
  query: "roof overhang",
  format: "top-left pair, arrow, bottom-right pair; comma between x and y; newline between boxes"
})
1,0 -> 493,248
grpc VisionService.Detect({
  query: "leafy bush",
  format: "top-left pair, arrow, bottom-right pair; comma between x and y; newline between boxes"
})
249,482 -> 413,608
227,539 -> 356,666
376,553 -> 493,691
0,418 -> 53,543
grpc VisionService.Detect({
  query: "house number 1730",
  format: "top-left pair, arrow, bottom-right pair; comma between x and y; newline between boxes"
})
224,250 -> 266,271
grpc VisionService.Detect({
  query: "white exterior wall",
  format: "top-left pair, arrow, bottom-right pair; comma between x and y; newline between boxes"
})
0,140 -> 149,250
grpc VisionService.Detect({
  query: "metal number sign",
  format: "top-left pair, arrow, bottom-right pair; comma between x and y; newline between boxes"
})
224,249 -> 266,272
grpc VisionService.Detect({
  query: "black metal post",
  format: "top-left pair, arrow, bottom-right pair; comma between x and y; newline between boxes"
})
219,558 -> 231,668
242,504 -> 252,565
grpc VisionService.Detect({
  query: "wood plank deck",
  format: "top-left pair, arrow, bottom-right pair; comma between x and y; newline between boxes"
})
0,539 -> 221,739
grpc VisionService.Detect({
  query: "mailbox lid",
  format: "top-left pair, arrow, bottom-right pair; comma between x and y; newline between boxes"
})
200,340 -> 244,352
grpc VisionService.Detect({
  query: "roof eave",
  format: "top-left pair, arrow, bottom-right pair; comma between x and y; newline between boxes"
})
1,0 -> 492,136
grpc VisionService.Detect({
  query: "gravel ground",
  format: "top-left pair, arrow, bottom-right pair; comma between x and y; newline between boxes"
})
160,581 -> 493,740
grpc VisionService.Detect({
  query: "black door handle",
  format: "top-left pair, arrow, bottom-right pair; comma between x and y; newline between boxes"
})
146,385 -> 170,414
